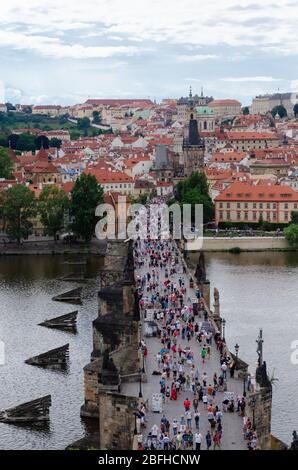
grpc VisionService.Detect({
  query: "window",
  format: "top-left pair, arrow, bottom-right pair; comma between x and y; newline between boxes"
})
244,203 -> 248,209
227,211 -> 230,220
253,212 -> 257,220
267,203 -> 270,209
253,203 -> 257,209
227,202 -> 230,209
237,212 -> 241,220
285,212 -> 288,220
219,202 -> 223,208
237,202 -> 241,209
284,203 -> 288,209
244,212 -> 248,220
219,211 -> 223,220
273,203 -> 276,209
259,203 -> 263,209
273,212 -> 277,220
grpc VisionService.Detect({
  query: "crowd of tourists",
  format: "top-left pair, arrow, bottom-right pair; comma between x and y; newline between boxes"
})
133,201 -> 258,451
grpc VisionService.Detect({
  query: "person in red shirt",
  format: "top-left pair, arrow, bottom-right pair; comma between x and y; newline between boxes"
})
184,398 -> 191,412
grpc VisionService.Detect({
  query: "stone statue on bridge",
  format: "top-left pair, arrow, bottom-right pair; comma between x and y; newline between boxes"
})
195,252 -> 206,285
290,431 -> 298,450
213,287 -> 220,316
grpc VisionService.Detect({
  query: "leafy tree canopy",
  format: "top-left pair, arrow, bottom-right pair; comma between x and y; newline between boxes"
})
70,174 -> 104,241
2,184 -> 36,242
39,185 -> 69,239
271,105 -> 287,118
284,224 -> 298,246
173,172 -> 214,223
0,148 -> 14,179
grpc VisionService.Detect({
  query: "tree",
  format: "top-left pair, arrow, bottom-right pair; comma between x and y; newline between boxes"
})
271,105 -> 287,119
284,224 -> 298,246
0,148 -> 14,179
38,186 -> 69,240
15,133 -> 36,151
242,106 -> 250,115
3,184 -> 36,243
70,174 -> 104,241
49,138 -> 62,149
5,102 -> 16,111
173,172 -> 214,223
35,135 -> 49,150
77,117 -> 91,130
294,103 -> 298,118
92,111 -> 101,124
290,211 -> 298,224
8,133 -> 19,149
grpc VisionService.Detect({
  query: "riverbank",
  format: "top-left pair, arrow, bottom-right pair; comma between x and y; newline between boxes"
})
186,236 -> 293,252
0,239 -> 107,256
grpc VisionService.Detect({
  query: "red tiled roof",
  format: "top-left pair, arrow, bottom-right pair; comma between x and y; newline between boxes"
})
215,182 -> 298,202
217,131 -> 279,141
84,168 -> 133,183
211,151 -> 247,163
85,99 -> 153,106
209,99 -> 241,107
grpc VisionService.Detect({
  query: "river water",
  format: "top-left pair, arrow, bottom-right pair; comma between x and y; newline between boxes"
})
189,250 -> 298,445
0,255 -> 102,450
0,252 -> 297,448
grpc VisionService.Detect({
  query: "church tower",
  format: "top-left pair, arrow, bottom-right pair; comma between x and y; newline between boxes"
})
182,113 -> 205,177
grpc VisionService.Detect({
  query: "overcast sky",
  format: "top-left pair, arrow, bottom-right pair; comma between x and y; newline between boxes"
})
0,0 -> 297,106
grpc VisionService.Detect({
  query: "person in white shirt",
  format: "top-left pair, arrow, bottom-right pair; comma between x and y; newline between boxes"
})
172,418 -> 178,436
194,432 -> 202,451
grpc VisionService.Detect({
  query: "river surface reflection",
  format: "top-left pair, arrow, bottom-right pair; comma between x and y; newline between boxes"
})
189,250 -> 298,445
0,255 -> 102,450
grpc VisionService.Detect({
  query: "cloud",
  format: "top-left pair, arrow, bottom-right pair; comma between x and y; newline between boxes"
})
220,76 -> 283,82
177,54 -> 220,62
1,0 -> 298,52
0,31 -> 138,59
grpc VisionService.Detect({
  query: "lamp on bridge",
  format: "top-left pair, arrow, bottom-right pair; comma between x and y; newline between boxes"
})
234,343 -> 239,371
139,368 -> 143,398
243,373 -> 247,398
141,349 -> 145,374
134,412 -> 138,435
222,318 -> 226,342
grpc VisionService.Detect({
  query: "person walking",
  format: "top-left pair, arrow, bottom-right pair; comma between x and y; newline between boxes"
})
194,410 -> 200,429
194,432 -> 202,451
213,430 -> 222,450
184,398 -> 191,412
205,431 -> 212,450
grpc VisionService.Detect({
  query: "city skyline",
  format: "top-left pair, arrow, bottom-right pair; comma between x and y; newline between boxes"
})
0,0 -> 298,105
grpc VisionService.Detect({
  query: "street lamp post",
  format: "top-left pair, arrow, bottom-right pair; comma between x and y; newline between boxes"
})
243,375 -> 247,397
250,397 -> 256,430
222,318 -> 226,342
139,369 -> 143,398
234,343 -> 239,373
134,413 -> 138,435
142,351 -> 145,374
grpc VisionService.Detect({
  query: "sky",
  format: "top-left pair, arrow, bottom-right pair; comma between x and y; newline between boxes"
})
0,0 -> 298,106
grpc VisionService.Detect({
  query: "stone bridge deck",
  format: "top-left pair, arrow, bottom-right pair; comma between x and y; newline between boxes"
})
122,239 -> 247,450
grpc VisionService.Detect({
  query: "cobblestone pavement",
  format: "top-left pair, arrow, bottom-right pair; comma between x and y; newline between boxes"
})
126,235 -> 247,450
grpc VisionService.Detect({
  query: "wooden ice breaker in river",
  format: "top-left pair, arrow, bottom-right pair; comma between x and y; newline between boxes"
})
52,287 -> 82,304
39,311 -> 78,331
59,272 -> 88,283
25,344 -> 69,368
0,395 -> 51,423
